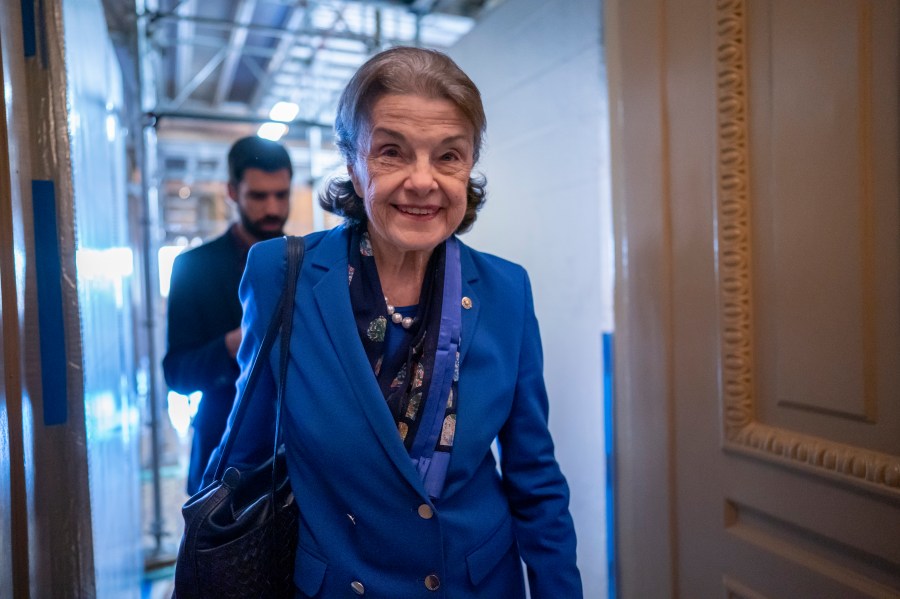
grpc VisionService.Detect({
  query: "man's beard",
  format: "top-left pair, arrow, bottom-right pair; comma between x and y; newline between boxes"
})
240,211 -> 286,241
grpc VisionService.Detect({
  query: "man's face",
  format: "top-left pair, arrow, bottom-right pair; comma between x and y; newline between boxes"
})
228,167 -> 291,241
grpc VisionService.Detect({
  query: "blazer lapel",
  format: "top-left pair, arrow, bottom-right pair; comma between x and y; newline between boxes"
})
309,228 -> 428,498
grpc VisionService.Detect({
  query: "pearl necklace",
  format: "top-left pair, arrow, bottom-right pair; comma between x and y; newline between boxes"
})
384,296 -> 415,329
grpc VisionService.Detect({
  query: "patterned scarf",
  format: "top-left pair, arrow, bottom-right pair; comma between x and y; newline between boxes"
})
347,225 -> 459,497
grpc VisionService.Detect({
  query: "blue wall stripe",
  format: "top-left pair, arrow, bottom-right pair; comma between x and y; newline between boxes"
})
602,332 -> 616,598
21,0 -> 36,57
32,180 -> 68,426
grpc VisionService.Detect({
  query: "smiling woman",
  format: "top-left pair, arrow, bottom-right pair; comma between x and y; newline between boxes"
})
190,46 -> 583,598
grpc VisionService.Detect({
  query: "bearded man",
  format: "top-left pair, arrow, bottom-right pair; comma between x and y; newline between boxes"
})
163,135 -> 293,494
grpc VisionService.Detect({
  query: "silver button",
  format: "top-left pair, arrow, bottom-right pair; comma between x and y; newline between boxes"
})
424,574 -> 440,591
417,504 -> 434,519
351,580 -> 365,595
347,513 -> 357,525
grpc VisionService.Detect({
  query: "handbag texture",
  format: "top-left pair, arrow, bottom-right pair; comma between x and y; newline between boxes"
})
174,235 -> 305,599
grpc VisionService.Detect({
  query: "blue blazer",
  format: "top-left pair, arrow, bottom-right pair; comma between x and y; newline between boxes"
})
208,225 -> 582,598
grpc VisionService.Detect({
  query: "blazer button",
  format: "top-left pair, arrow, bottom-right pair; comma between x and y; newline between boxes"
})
417,504 -> 434,519
351,580 -> 365,595
424,574 -> 440,591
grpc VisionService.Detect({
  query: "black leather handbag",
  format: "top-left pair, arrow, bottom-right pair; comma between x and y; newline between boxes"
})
173,236 -> 305,599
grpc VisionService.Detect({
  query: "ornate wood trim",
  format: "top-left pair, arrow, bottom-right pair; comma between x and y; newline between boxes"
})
714,0 -> 900,495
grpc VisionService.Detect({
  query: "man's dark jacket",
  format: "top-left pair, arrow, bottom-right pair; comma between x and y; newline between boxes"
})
163,229 -> 246,494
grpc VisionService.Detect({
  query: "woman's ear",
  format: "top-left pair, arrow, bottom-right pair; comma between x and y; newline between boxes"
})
347,162 -> 364,197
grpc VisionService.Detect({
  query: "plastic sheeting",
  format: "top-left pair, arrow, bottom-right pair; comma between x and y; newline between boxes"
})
63,0 -> 143,596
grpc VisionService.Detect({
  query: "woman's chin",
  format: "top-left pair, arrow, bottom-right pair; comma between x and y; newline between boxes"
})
386,239 -> 443,256
371,225 -> 451,256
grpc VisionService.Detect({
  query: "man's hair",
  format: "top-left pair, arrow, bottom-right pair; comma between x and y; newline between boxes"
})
227,136 -> 293,186
318,46 -> 487,234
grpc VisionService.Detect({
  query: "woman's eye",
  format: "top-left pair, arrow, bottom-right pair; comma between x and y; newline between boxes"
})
440,152 -> 458,161
379,147 -> 400,158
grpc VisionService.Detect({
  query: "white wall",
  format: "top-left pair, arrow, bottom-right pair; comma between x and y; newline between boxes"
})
449,0 -> 613,595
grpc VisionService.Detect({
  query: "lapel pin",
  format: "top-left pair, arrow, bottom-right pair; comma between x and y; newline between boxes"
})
461,297 -> 473,309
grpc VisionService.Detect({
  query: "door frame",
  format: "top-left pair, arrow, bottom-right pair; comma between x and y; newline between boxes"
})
606,0 -> 677,596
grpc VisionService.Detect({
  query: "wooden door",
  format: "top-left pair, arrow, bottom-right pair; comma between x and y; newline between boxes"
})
607,0 -> 900,597
0,1 -> 32,595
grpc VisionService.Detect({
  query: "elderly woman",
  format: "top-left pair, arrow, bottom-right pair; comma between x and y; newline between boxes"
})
209,47 -> 582,598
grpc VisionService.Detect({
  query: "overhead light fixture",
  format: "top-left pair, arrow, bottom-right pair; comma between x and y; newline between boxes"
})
259,102 -> 296,141
269,101 -> 300,122
258,122 -> 289,141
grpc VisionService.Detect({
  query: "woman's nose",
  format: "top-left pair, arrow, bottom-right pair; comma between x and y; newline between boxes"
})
405,158 -> 438,195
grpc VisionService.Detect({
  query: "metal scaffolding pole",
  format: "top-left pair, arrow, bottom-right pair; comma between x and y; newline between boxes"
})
136,0 -> 169,561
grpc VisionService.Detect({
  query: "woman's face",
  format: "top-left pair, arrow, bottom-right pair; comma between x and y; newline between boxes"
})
349,93 -> 474,259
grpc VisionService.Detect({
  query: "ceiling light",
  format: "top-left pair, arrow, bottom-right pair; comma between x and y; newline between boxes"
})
258,122 -> 289,141
269,101 -> 300,122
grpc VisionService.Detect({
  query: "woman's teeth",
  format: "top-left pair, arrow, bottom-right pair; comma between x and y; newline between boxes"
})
398,206 -> 434,215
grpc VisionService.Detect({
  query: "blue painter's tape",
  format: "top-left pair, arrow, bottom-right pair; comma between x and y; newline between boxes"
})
21,0 -> 36,57
602,331 -> 616,598
32,180 -> 67,426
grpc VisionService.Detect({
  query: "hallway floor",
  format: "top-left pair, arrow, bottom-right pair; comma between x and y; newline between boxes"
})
141,440 -> 188,598
142,566 -> 175,599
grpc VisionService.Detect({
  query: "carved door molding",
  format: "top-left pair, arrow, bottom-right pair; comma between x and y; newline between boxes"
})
715,0 -> 900,497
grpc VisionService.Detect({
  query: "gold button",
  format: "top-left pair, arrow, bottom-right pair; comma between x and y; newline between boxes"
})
351,580 -> 365,595
424,574 -> 441,591
461,297 -> 472,309
417,504 -> 434,519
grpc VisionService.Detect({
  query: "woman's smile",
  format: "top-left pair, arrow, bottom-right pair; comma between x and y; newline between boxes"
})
394,204 -> 440,218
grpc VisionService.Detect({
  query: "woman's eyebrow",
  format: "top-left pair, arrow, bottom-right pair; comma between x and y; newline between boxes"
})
370,127 -> 406,142
439,134 -> 471,147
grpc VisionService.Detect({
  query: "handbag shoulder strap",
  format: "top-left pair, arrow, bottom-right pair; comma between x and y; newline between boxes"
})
213,235 -> 305,480
272,235 -> 301,462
